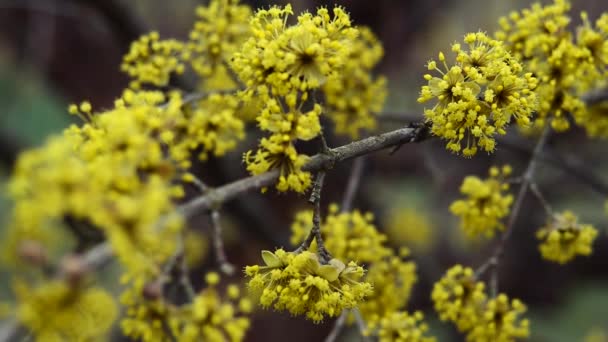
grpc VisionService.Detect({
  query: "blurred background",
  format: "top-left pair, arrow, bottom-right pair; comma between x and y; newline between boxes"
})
1,0 -> 608,341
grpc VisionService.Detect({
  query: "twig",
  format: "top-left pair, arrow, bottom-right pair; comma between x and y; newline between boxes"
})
498,138 -> 608,197
340,157 -> 366,213
162,234 -> 196,301
309,171 -> 331,263
529,182 -> 554,216
581,87 -> 608,106
352,308 -> 370,341
476,123 -> 552,294
210,210 -> 235,275
177,125 -> 427,218
324,311 -> 348,342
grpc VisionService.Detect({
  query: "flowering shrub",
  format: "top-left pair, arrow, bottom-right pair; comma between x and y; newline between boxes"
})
0,0 -> 607,341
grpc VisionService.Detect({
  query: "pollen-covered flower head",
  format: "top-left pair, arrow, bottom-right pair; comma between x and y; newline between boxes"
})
496,0 -> 608,134
431,265 -> 487,332
290,204 -> 391,263
359,252 -> 418,321
366,311 -> 436,342
232,5 -> 358,98
15,280 -> 117,341
172,272 -> 252,342
450,165 -> 513,239
244,249 -> 372,323
121,32 -> 185,89
244,134 -> 311,193
186,0 -> 252,81
536,210 -> 599,264
256,91 -> 322,141
466,294 -> 530,342
418,32 -> 537,157
323,27 -> 387,138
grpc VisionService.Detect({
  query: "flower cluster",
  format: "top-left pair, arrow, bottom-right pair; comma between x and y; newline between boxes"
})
496,0 -> 608,134
432,265 -> 529,341
244,93 -> 321,193
244,249 -> 372,323
323,27 -> 388,138
6,92 -> 194,276
450,165 -> 514,239
536,210 -> 599,264
366,311 -> 436,342
290,205 -> 421,332
360,251 -> 418,322
232,5 -> 357,96
121,32 -> 186,89
466,294 -> 530,342
14,280 -> 117,341
418,32 -> 537,157
231,5 -> 386,192
186,0 -> 251,85
290,204 -> 390,262
432,265 -> 487,332
121,272 -> 252,342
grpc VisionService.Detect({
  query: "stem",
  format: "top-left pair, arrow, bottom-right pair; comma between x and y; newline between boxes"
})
340,157 -> 366,213
476,123 -> 552,293
310,171 -> 331,263
177,125 -> 427,219
325,311 -> 348,342
529,182 -> 554,216
210,210 -> 235,275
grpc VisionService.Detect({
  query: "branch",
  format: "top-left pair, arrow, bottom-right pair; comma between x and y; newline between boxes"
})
177,125 -> 427,218
325,311 -> 348,342
581,87 -> 608,106
210,210 -> 235,275
498,138 -> 608,197
340,157 -> 366,212
476,123 -> 552,294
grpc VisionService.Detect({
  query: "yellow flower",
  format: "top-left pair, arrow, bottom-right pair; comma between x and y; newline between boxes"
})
536,210 -> 599,264
244,134 -> 311,193
121,32 -> 185,89
244,249 -> 372,323
290,205 -> 418,322
120,275 -> 174,342
186,0 -> 251,84
367,311 -> 436,342
419,32 -> 537,157
431,265 -> 486,332
231,5 -> 358,98
291,204 -> 391,263
495,0 -> 608,134
177,93 -> 246,161
359,253 -> 418,321
15,280 -> 117,341
450,165 -> 513,239
324,27 -> 387,138
172,273 -> 252,342
256,92 -> 322,141
465,294 -> 529,342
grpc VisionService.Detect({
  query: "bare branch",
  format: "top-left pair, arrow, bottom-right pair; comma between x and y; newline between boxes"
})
475,123 -> 552,293
340,157 -> 366,213
529,182 -> 554,216
210,210 -> 235,275
177,125 -> 427,219
324,311 -> 348,342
